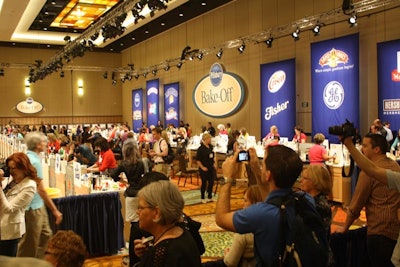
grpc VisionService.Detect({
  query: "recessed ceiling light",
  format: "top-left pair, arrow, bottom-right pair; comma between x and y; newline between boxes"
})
51,1 -> 56,5
161,22 -> 165,26
131,37 -> 135,40
47,44 -> 51,47
43,27 -> 48,31
201,1 -> 206,6
145,29 -> 149,34
179,12 -> 183,17
73,30 -> 77,33
110,48 -> 114,51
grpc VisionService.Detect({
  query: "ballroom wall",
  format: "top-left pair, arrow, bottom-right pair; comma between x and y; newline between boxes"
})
1,0 -> 399,140
120,0 -> 400,139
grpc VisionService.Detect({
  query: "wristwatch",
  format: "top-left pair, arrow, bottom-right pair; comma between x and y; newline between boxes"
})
219,177 -> 234,185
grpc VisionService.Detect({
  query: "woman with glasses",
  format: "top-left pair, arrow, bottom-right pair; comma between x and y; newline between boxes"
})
133,180 -> 201,267
0,152 -> 37,256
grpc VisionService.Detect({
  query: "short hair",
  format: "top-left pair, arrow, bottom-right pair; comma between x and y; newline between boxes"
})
313,133 -> 325,144
6,152 -> 37,180
152,126 -> 163,134
139,171 -> 169,188
202,133 -> 211,141
137,180 -> 184,225
264,145 -> 303,188
24,131 -> 47,151
294,125 -> 303,132
93,137 -> 109,151
305,165 -> 332,195
244,185 -> 263,204
364,133 -> 388,154
46,230 -> 87,267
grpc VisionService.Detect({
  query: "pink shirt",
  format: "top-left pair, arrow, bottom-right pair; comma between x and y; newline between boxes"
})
308,144 -> 326,165
293,133 -> 306,143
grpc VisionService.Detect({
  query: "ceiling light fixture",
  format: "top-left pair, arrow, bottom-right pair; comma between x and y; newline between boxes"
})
164,64 -> 170,71
103,72 -> 108,79
216,49 -> 223,59
197,52 -> 203,60
292,28 -> 300,41
60,70 -> 64,78
0,69 -> 4,76
177,62 -> 182,69
265,37 -> 274,48
152,69 -> 157,76
312,24 -> 321,36
238,42 -> 246,53
349,14 -> 357,27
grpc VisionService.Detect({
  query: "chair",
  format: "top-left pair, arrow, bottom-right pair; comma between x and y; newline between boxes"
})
177,154 -> 199,186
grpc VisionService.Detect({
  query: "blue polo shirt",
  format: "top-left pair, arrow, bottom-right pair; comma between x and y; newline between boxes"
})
233,188 -> 315,267
26,150 -> 44,210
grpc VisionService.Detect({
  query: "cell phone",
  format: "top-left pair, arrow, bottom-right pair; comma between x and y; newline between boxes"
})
142,236 -> 154,247
237,150 -> 250,162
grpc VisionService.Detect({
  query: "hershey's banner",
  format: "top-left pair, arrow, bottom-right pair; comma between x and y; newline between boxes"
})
146,79 -> 159,127
132,88 -> 143,132
311,34 -> 359,143
260,58 -> 296,138
164,82 -> 179,127
378,39 -> 400,132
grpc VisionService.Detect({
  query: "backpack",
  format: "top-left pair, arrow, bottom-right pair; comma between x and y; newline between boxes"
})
160,139 -> 175,164
264,191 -> 329,267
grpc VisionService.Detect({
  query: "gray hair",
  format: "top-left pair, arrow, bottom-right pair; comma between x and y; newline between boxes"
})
137,180 -> 184,225
24,131 -> 47,151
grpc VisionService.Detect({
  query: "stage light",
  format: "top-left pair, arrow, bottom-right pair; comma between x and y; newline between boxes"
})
103,72 -> 108,79
349,15 -> 357,27
112,79 -> 117,86
291,28 -> 300,41
60,71 -> 64,78
177,62 -> 183,69
135,74 -> 139,80
313,25 -> 321,36
238,42 -> 245,53
265,37 -> 273,48
164,64 -> 170,71
0,69 -> 4,76
216,49 -> 223,59
152,69 -> 157,76
197,52 -> 203,60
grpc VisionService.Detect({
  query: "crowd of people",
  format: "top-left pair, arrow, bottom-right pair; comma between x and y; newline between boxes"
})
2,117 -> 400,267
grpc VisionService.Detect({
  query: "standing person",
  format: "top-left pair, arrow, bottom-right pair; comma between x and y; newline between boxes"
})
18,131 -> 63,258
338,134 -> 400,267
341,136 -> 400,266
215,146 -> 327,267
110,142 -> 145,267
207,122 -> 216,137
308,133 -> 335,165
133,181 -> 201,267
227,130 -> 240,156
292,125 -> 307,143
148,127 -> 170,177
196,133 -> 216,203
0,153 -> 37,256
226,123 -> 232,135
384,121 -> 394,145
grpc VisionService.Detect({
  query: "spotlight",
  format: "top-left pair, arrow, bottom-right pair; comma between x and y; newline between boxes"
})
90,32 -> 99,41
143,72 -> 148,78
216,49 -> 223,59
60,71 -> 64,78
164,65 -> 170,71
265,37 -> 273,48
103,72 -> 108,79
181,46 -> 191,60
112,79 -> 117,86
177,62 -> 182,69
238,42 -> 245,53
348,15 -> 357,27
0,69 -> 4,76
152,69 -> 157,76
128,64 -> 134,70
64,35 -> 71,42
197,52 -> 203,60
291,28 -> 300,41
313,25 -> 321,36
135,74 -> 139,80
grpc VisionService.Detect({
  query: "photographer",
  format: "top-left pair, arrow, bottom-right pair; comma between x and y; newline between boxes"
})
341,136 -> 400,267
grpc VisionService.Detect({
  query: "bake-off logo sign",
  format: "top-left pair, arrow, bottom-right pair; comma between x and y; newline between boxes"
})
193,63 -> 244,117
264,70 -> 289,120
15,97 -> 44,114
315,48 -> 352,110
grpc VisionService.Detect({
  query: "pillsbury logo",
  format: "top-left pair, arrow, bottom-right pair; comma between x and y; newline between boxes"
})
209,63 -> 224,87
26,97 -> 33,104
323,81 -> 344,110
134,93 -> 140,107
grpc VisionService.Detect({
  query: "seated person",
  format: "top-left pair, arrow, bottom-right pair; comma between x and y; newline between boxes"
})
87,137 -> 117,174
73,143 -> 97,166
44,230 -> 87,267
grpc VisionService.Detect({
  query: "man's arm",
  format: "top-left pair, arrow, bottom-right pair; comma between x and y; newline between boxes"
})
248,147 -> 269,199
215,151 -> 239,232
343,137 -> 388,184
36,180 -> 63,225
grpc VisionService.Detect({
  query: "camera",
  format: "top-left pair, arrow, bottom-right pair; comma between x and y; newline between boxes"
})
237,150 -> 250,162
328,119 -> 356,138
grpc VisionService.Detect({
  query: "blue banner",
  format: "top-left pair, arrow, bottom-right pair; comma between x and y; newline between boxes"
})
146,79 -> 159,127
260,58 -> 296,139
132,89 -> 143,132
378,39 -> 400,132
311,34 -> 359,143
164,82 -> 179,128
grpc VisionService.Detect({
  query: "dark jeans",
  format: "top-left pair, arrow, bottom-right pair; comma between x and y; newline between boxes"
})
367,234 -> 396,267
0,238 -> 19,257
129,222 -> 151,267
199,167 -> 215,199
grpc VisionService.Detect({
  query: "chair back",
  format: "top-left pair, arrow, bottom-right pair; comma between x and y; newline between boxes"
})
178,154 -> 188,172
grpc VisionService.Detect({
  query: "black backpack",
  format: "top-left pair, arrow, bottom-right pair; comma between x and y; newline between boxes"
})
263,192 -> 329,267
160,139 -> 175,164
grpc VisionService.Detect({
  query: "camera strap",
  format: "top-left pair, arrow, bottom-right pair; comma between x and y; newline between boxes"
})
340,143 -> 354,177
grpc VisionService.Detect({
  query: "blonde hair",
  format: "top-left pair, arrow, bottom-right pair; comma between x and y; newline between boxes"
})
306,165 -> 332,194
313,133 -> 325,144
202,133 -> 211,141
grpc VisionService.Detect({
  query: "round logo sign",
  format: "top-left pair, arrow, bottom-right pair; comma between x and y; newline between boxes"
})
323,81 -> 344,110
268,70 -> 286,93
209,63 -> 224,87
16,98 -> 44,114
134,93 -> 140,107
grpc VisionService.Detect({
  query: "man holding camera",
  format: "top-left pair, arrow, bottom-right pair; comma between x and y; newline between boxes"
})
215,145 -> 314,266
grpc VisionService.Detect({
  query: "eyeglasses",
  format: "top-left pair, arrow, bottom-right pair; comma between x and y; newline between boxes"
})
137,205 -> 154,211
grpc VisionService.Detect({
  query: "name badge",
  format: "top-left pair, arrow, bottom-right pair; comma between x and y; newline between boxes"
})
209,153 -> 214,158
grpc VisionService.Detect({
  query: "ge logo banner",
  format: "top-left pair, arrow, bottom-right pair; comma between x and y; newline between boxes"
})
323,81 -> 344,110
